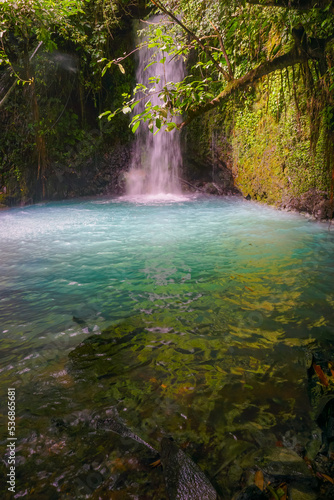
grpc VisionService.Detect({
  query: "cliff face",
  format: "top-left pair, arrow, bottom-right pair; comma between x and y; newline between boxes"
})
232,71 -> 333,219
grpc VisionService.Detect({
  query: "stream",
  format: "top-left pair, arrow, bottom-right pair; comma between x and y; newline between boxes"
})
0,195 -> 334,499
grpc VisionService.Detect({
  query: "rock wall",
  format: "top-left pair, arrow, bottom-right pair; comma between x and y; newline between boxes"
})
182,109 -> 240,196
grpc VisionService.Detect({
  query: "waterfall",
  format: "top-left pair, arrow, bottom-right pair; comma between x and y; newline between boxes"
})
126,18 -> 185,197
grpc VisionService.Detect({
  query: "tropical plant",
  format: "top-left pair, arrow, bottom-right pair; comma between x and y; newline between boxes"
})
99,0 -> 334,134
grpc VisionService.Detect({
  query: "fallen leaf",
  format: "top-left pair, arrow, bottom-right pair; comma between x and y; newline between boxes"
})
216,365 -> 228,374
321,473 -> 334,484
254,470 -> 264,491
313,363 -> 329,387
304,457 -> 313,470
267,485 -> 279,500
328,362 -> 334,378
277,483 -> 288,500
150,459 -> 161,468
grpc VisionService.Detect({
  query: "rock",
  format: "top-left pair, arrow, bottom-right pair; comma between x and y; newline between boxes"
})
281,189 -> 333,220
261,447 -> 315,483
289,485 -> 318,500
233,485 -> 267,500
228,464 -> 243,483
305,437 -> 322,460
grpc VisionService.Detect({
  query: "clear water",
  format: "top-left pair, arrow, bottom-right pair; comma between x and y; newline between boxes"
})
0,196 -> 334,499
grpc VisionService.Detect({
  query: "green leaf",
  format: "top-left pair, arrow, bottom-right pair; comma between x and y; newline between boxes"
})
118,63 -> 125,74
131,101 -> 140,110
131,121 -> 140,133
144,61 -> 157,71
98,111 -> 111,119
166,122 -> 177,132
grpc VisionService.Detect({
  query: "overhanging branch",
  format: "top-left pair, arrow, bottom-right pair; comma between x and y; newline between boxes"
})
246,0 -> 334,12
180,44 -> 326,128
149,0 -> 229,79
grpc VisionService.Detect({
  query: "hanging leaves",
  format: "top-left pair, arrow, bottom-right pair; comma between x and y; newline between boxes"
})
131,121 -> 140,133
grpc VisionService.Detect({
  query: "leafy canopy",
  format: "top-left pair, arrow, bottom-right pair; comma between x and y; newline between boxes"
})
99,0 -> 334,133
0,0 -> 86,82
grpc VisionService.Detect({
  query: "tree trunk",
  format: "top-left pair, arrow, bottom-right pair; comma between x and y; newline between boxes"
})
24,46 -> 47,199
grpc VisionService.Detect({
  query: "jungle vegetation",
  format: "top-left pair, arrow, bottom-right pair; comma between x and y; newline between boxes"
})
0,0 -> 333,207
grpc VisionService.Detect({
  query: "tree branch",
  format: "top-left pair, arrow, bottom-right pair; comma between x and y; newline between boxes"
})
149,0 -> 229,79
209,20 -> 234,80
246,0 -> 334,12
180,41 -> 328,128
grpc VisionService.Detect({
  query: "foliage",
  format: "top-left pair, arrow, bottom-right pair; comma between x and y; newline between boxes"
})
0,0 -> 86,82
232,70 -> 331,202
1,0 -> 334,205
0,0 -> 136,203
100,0 -> 334,133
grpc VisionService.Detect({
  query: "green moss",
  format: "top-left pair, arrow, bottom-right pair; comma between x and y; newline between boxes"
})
231,69 -> 331,204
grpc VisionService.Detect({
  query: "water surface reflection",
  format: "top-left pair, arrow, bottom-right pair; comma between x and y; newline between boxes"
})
0,197 -> 333,498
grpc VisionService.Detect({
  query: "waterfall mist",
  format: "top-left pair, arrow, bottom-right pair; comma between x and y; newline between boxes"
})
126,17 -> 185,198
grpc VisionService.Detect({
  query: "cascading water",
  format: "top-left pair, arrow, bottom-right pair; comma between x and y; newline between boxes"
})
126,18 -> 185,197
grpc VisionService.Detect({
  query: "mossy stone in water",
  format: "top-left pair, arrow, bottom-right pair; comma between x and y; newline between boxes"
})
261,448 -> 314,480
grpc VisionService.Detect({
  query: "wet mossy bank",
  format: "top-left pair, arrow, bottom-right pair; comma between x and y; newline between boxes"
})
184,66 -> 334,221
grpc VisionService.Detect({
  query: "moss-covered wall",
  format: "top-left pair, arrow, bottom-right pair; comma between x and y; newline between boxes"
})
184,65 -> 333,218
232,70 -> 331,204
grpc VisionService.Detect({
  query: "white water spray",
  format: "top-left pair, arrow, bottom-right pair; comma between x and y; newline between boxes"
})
126,18 -> 185,198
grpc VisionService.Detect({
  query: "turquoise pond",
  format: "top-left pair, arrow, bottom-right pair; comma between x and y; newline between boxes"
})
0,195 -> 334,498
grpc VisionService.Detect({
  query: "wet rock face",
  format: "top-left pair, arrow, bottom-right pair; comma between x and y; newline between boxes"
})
190,180 -> 241,196
180,168 -> 241,196
261,448 -> 314,481
46,142 -> 132,201
101,144 -> 133,196
281,189 -> 333,220
181,116 -> 240,197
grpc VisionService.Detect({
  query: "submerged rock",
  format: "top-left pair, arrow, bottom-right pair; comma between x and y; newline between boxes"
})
288,485 -> 318,500
233,485 -> 267,500
96,410 -> 220,500
96,408 -> 157,454
160,437 -> 220,500
261,447 -> 315,485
